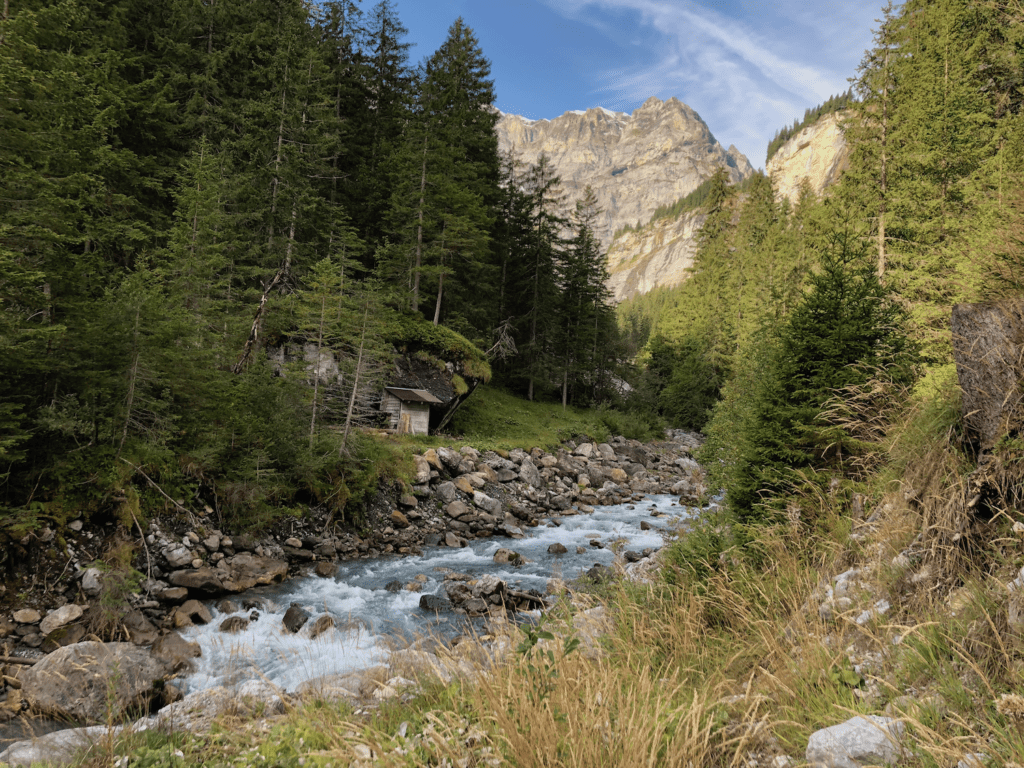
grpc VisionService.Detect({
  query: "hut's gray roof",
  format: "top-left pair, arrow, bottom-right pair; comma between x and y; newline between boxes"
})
384,387 -> 443,404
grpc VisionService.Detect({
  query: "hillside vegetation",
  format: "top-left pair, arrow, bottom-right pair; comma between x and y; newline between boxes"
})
0,0 -> 627,536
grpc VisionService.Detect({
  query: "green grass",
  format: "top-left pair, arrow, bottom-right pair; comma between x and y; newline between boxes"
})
445,386 -> 613,452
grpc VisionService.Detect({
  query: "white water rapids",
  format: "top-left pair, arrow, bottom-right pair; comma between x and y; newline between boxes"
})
181,494 -> 694,693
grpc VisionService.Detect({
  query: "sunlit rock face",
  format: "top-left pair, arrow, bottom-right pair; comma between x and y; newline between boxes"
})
604,209 -> 705,303
766,111 -> 849,205
496,97 -> 754,248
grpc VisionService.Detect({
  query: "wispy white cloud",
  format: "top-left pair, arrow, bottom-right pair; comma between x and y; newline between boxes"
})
538,0 -> 875,162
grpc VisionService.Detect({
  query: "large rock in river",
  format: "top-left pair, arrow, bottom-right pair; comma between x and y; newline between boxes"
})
169,553 -> 288,595
20,641 -> 172,723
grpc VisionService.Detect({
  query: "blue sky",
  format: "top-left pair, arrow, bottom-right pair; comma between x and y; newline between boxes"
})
389,0 -> 886,166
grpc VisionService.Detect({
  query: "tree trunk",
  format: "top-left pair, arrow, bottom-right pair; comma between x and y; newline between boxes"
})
309,293 -> 327,448
413,135 -> 428,314
342,306 -> 368,451
116,307 -> 141,462
433,270 -> 444,325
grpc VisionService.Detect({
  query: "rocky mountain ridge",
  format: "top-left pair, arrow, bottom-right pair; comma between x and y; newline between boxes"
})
496,97 -> 754,247
766,111 -> 849,204
602,110 -> 852,302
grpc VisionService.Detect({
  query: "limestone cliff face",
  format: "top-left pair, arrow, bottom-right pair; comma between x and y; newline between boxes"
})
606,210 -> 705,303
496,97 -> 753,246
766,112 -> 849,205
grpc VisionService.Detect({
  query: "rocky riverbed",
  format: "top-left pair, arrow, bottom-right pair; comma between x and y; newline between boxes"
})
0,430 -> 706,760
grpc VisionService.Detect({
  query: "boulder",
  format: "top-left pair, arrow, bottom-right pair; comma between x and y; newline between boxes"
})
518,457 -> 542,487
952,299 -> 1024,449
150,631 -> 201,673
308,615 -> 334,640
173,600 -> 212,627
454,476 -> 475,494
805,715 -> 905,768
547,543 -> 568,555
445,532 -> 467,548
219,616 -> 250,633
391,510 -> 411,529
156,587 -> 189,603
168,554 -> 288,595
12,609 -> 40,625
419,594 -> 452,613
436,447 -> 462,471
422,448 -> 443,471
314,561 -> 336,578
80,568 -> 104,597
446,500 -> 471,520
0,725 -> 118,767
476,464 -> 499,484
493,548 -> 523,565
162,545 -> 194,569
473,491 -> 502,516
20,642 -> 172,723
436,481 -> 459,504
283,604 -> 310,633
413,455 -> 431,484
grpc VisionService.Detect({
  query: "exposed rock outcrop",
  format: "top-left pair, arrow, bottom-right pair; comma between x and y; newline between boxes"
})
19,641 -> 172,723
605,209 -> 704,302
766,112 -> 849,205
497,97 -> 753,247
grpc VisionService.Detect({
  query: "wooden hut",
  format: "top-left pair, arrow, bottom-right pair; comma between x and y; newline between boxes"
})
381,387 -> 443,435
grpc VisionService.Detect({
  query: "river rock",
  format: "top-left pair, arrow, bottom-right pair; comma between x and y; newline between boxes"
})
308,615 -> 335,640
493,548 -> 523,565
547,543 -> 568,555
12,609 -> 40,625
0,725 -> 120,767
518,457 -> 542,487
437,481 -> 458,504
157,587 -> 189,603
419,594 -> 452,613
173,600 -> 213,627
805,715 -> 905,768
314,561 -> 336,578
122,609 -> 159,645
162,545 -> 194,569
413,455 -> 431,484
473,491 -> 502,516
80,567 -> 105,597
462,598 -> 489,616
168,553 -> 288,595
19,641 -> 172,723
283,604 -> 310,633
151,631 -> 201,673
445,532 -> 467,548
219,616 -> 249,633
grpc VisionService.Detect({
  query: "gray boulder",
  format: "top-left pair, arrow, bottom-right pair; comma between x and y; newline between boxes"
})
283,604 -> 310,633
0,726 -> 120,767
20,642 -> 172,723
436,481 -> 459,504
518,457 -> 542,487
473,491 -> 502,516
806,715 -> 905,768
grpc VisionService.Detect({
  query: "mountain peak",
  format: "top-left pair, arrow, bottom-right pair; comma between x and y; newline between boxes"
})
496,99 -> 754,247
